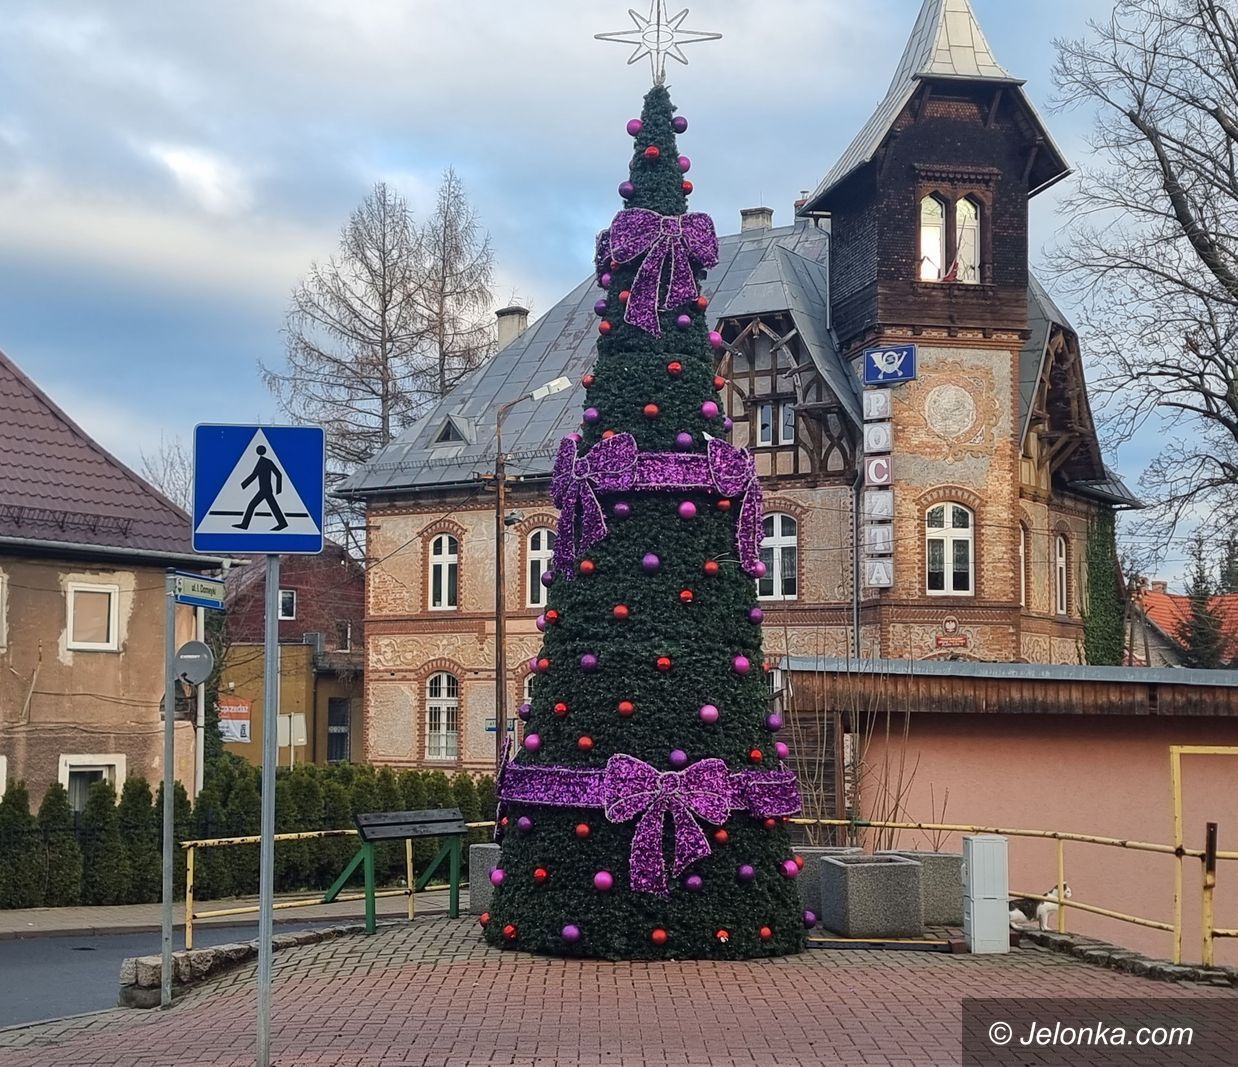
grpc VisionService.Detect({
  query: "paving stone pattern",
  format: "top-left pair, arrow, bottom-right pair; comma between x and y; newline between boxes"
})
2,917 -> 1236,1066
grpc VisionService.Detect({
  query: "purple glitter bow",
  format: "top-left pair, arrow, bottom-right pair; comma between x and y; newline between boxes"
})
552,434 -> 764,578
498,753 -> 802,896
608,208 -> 719,336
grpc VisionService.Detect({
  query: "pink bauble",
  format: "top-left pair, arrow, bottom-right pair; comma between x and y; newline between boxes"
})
641,552 -> 661,573
678,500 -> 697,520
527,657 -> 539,673
775,741 -> 790,760
490,869 -> 505,887
733,655 -> 751,674
698,703 -> 719,724
803,910 -> 818,928
766,713 -> 784,731
676,432 -> 693,449
748,607 -> 764,624
600,272 -> 613,287
752,561 -> 768,578
709,330 -> 723,348
684,873 -> 703,891
593,870 -> 614,892
737,864 -> 755,882
626,118 -> 643,136
524,733 -> 541,752
669,749 -> 688,768
583,407 -> 600,424
580,653 -> 598,671
562,923 -> 582,943
700,401 -> 719,419
678,155 -> 691,173
781,859 -> 800,879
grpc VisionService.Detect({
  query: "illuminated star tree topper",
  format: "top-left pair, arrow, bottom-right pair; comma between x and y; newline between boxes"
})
595,2 -> 721,85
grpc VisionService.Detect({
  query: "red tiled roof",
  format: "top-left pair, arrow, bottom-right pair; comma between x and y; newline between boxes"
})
0,347 -> 202,563
1143,587 -> 1238,662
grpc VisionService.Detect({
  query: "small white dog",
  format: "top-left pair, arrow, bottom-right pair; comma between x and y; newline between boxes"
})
1009,884 -> 1072,931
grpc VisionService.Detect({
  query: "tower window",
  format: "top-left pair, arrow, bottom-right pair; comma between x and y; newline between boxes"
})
919,195 -> 947,282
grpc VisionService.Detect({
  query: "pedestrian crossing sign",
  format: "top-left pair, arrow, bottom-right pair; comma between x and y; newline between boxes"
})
192,425 -> 325,554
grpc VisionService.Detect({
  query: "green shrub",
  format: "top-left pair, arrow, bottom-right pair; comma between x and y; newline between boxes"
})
0,782 -> 43,908
117,778 -> 161,903
79,780 -> 130,906
225,772 -> 262,895
192,784 -> 232,900
156,780 -> 193,900
398,770 -> 428,811
36,783 -> 82,907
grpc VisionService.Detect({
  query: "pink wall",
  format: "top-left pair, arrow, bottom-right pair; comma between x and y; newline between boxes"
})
859,713 -> 1238,965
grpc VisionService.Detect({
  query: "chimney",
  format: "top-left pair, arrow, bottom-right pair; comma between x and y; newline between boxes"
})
495,305 -> 530,350
740,207 -> 774,231
793,189 -> 810,212
1151,580 -> 1168,594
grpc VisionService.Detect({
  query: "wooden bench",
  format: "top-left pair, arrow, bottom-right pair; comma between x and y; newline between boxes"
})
322,808 -> 468,933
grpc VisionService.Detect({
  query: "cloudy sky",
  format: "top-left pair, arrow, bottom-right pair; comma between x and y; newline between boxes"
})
6,0 -> 1184,567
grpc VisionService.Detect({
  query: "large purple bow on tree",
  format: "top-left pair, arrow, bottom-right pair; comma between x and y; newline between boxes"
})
550,432 -> 638,576
608,208 -> 719,336
602,754 -> 732,897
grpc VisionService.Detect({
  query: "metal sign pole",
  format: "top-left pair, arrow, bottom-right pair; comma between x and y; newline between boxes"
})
160,571 -> 176,1009
257,553 -> 280,1067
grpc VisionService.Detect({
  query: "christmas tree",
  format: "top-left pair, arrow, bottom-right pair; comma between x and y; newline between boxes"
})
484,84 -> 806,960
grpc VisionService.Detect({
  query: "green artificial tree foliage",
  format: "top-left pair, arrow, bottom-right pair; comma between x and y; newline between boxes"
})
1178,537 -> 1224,668
1083,512 -> 1124,666
37,783 -> 82,907
0,782 -> 44,908
117,778 -> 161,904
486,85 -> 804,960
80,780 -> 131,906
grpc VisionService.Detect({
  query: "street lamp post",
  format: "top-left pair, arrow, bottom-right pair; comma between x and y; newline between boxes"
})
493,376 -> 572,773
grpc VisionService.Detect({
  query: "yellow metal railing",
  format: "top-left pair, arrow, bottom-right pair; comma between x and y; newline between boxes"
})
180,821 -> 495,950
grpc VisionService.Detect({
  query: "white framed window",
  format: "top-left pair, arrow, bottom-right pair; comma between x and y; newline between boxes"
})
58,754 -> 126,813
429,534 -> 459,610
278,589 -> 297,620
757,401 -> 775,446
919,194 -> 947,281
779,401 -> 796,445
926,504 -> 974,596
1055,535 -> 1069,616
1018,524 -> 1027,609
0,572 -> 8,649
0,755 -> 7,798
955,197 -> 980,283
426,672 -> 459,760
523,673 -> 535,705
527,528 -> 556,608
66,582 -> 120,651
327,697 -> 351,763
758,513 -> 798,601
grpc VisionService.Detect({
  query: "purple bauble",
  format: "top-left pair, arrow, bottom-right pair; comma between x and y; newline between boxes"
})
722,417 -> 734,431
737,864 -> 756,882
780,859 -> 800,880
748,607 -> 764,624
641,552 -> 661,573
535,614 -> 546,633
490,868 -> 506,887
676,431 -> 693,449
562,923 -> 582,943
516,816 -> 534,834
580,653 -> 598,672
775,741 -> 790,760
752,560 -> 768,578
541,570 -> 555,588
527,657 -> 539,673
517,702 -> 532,721
669,749 -> 688,769
618,181 -> 635,200
627,118 -> 643,136
524,733 -> 541,753
700,400 -> 719,419
733,655 -> 751,674
765,713 -> 784,732
672,116 -> 688,133
698,703 -> 719,724
583,406 -> 600,424
613,500 -> 632,519
709,330 -> 723,348
568,431 -> 582,442
593,870 -> 614,892
803,910 -> 818,929
676,314 -> 692,330
678,155 -> 691,173
684,874 -> 703,892
677,500 -> 697,520
593,299 -> 608,316
600,272 -> 613,288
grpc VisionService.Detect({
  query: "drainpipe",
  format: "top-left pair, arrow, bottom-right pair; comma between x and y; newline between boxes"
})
851,466 -> 863,660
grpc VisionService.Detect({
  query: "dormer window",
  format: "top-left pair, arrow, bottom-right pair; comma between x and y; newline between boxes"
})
915,174 -> 994,285
434,419 -> 465,445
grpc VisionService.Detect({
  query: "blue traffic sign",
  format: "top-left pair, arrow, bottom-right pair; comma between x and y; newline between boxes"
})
862,343 -> 918,386
192,425 -> 325,554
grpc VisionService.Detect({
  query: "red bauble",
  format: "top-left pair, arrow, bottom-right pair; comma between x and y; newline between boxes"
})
554,701 -> 569,717
696,296 -> 709,311
795,855 -> 805,869
713,375 -> 726,390
613,604 -> 630,620
602,430 -> 616,440
610,259 -> 620,270
650,928 -> 668,946
545,609 -> 560,624
578,736 -> 594,752
716,499 -> 732,512
479,911 -> 491,927
666,360 -> 683,377
715,929 -> 730,943
500,816 -> 509,828
533,867 -> 548,884
759,926 -> 773,941
598,321 -> 612,335
503,923 -> 518,941
643,403 -> 660,418
537,657 -> 550,672
713,828 -> 729,845
656,656 -> 672,672
582,373 -> 595,387
703,560 -> 720,576
619,290 -> 631,304
644,145 -> 661,159
579,559 -> 596,576
749,748 -> 764,763
575,823 -> 591,838
763,817 -> 777,831
682,180 -> 694,194
679,589 -> 694,604
617,699 -> 635,717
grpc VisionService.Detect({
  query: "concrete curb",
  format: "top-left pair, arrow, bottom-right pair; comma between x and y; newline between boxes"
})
1024,929 -> 1238,987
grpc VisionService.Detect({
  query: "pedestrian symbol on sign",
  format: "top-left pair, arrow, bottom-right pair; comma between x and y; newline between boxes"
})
235,445 -> 288,531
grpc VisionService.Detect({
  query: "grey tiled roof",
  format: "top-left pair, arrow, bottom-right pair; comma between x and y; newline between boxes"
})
1068,466 -> 1143,509
339,220 -> 855,497
799,0 -> 1067,212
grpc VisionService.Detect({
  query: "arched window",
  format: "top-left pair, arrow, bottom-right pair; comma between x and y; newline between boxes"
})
926,504 -> 974,596
526,528 -> 556,608
919,195 -> 947,281
955,197 -> 980,283
1055,535 -> 1069,616
758,514 -> 798,601
1018,524 -> 1028,608
425,672 -> 459,760
429,534 -> 458,610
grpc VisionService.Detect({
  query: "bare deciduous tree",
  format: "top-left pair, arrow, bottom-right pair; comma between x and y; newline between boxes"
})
139,433 -> 192,511
1050,0 -> 1238,534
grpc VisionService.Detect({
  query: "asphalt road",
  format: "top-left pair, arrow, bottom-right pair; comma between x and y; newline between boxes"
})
0,921 -> 341,1029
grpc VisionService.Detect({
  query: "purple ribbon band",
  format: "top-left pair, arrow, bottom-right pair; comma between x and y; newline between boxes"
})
500,754 -> 801,896
551,433 -> 764,579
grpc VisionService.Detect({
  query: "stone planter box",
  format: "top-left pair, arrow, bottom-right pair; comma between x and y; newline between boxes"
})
797,846 -> 863,918
468,843 -> 501,914
877,850 -> 963,926
819,854 -> 924,938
